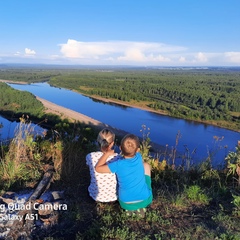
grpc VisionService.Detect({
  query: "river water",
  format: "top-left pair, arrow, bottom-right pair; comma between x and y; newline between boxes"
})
0,115 -> 45,144
4,82 -> 240,167
0,116 -> 17,141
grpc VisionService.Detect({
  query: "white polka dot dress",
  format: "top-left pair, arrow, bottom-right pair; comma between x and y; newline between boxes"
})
86,152 -> 118,202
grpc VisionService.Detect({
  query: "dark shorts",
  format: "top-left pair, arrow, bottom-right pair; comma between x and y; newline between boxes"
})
119,175 -> 153,211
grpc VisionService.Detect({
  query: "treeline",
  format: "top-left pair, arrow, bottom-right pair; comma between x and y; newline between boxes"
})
0,82 -> 44,118
48,69 -> 240,130
0,68 -> 59,83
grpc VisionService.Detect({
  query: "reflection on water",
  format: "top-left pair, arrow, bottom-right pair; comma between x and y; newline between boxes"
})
7,82 -> 240,167
0,115 -> 45,143
0,116 -> 18,141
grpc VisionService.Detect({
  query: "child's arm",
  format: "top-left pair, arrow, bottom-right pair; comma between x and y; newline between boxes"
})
95,149 -> 114,173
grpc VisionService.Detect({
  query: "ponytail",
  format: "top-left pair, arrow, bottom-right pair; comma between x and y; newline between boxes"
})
100,138 -> 110,149
97,128 -> 115,151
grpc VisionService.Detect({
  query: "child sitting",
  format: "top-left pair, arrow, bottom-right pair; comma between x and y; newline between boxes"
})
95,133 -> 152,214
86,128 -> 119,202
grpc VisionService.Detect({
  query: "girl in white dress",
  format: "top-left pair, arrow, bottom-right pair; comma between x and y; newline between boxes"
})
86,128 -> 119,202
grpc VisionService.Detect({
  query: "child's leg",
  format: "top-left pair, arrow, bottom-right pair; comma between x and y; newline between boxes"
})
144,162 -> 151,176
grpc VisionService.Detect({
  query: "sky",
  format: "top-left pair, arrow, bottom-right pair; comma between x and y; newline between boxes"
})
0,0 -> 240,66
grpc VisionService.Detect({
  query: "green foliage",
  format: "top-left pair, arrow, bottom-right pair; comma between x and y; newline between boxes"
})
0,156 -> 27,189
0,117 -> 70,189
145,209 -> 171,224
184,185 -> 210,205
0,82 -> 44,118
232,194 -> 240,216
0,68 -> 58,83
212,212 -> 240,239
100,226 -> 138,240
171,184 -> 210,208
0,119 -> 44,189
225,145 -> 240,186
139,124 -> 151,161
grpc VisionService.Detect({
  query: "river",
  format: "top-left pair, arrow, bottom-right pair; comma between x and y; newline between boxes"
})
4,82 -> 240,168
0,115 -> 45,144
0,116 -> 17,141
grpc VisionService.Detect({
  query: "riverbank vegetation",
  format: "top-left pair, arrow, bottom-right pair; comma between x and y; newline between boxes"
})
0,82 -> 44,119
0,66 -> 239,131
0,117 -> 240,239
0,67 -> 59,83
0,82 -> 64,128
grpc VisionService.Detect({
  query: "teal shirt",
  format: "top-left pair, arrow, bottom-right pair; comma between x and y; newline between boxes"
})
108,152 -> 151,202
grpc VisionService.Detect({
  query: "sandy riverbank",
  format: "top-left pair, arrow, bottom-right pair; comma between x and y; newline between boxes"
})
79,93 -> 168,116
36,97 -> 165,152
36,97 -> 130,139
0,79 -> 28,84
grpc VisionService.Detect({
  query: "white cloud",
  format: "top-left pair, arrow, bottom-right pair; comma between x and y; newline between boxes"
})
49,54 -> 61,59
59,39 -> 113,58
25,48 -> 36,55
194,52 -> 208,63
224,52 -> 240,63
14,51 -> 21,56
117,48 -> 145,62
58,40 -> 238,66
59,39 -> 185,64
179,56 -> 186,63
1,40 -> 239,66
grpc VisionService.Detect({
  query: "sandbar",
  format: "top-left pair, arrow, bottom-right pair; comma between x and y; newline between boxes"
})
36,97 -> 129,138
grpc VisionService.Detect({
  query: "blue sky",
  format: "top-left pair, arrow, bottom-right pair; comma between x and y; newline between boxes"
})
1,0 -> 240,66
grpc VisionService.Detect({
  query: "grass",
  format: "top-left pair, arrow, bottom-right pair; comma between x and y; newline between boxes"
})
0,120 -> 240,239
0,117 -> 45,189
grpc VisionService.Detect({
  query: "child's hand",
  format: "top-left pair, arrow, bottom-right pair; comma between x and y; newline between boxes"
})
105,149 -> 115,157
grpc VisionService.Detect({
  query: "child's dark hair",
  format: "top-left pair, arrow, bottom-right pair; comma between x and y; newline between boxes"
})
97,128 -> 115,150
120,134 -> 140,157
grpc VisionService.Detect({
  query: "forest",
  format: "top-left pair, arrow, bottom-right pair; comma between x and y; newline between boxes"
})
0,81 -> 62,127
0,82 -> 44,118
0,66 -> 60,83
0,66 -> 240,131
